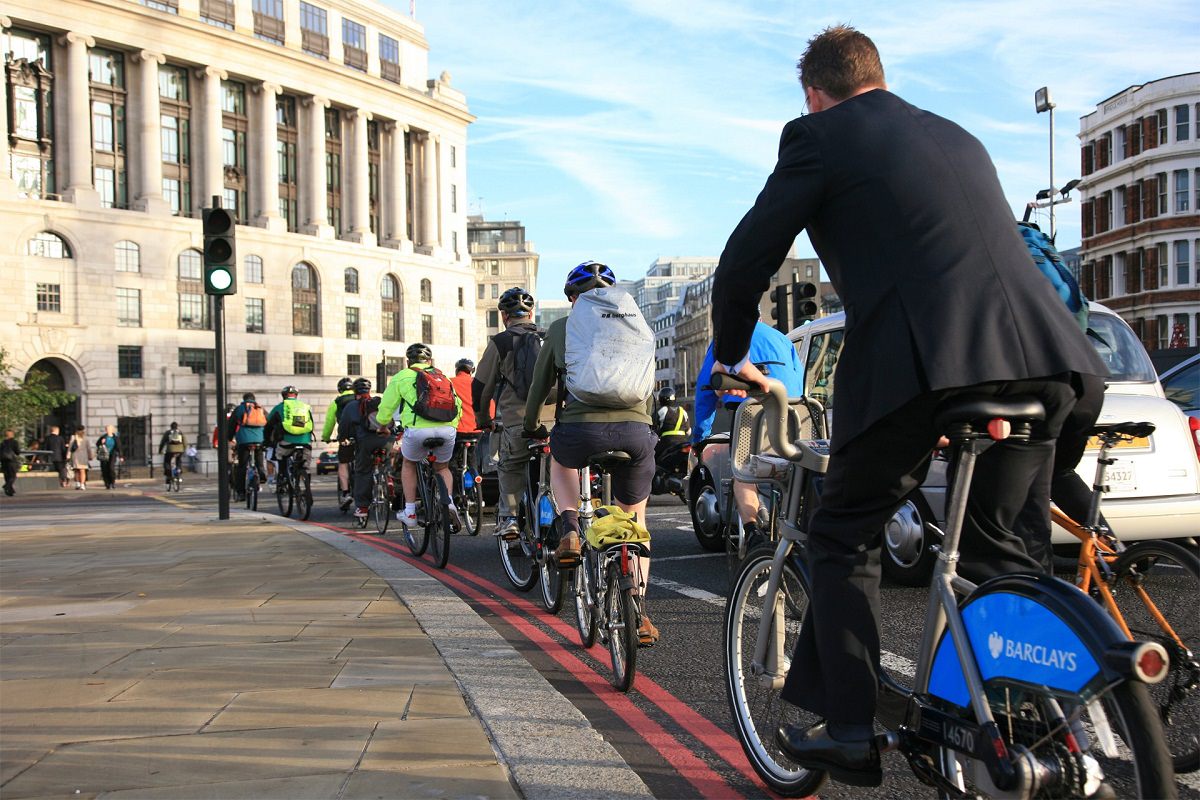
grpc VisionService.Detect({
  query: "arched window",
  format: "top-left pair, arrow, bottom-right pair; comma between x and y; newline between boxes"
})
244,254 -> 263,284
382,274 -> 402,341
178,248 -> 202,280
344,267 -> 359,294
420,278 -> 432,302
292,262 -> 320,335
114,240 -> 139,272
177,249 -> 208,329
27,231 -> 70,258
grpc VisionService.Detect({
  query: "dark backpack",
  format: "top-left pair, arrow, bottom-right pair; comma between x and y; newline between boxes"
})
506,325 -> 554,404
412,367 -> 458,423
1018,222 -> 1088,332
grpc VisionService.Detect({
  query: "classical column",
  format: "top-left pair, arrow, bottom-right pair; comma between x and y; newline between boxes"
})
346,109 -> 374,245
383,122 -> 409,250
61,32 -> 98,205
196,66 -> 226,213
300,94 -> 331,237
131,50 -> 169,214
419,132 -> 438,250
251,81 -> 283,231
0,17 -> 11,186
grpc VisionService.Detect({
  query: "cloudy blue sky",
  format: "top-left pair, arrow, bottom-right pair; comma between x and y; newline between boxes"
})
397,1 -> 1199,298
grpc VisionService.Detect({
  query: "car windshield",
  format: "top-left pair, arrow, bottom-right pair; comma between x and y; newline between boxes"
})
1163,359 -> 1200,412
1085,313 -> 1158,383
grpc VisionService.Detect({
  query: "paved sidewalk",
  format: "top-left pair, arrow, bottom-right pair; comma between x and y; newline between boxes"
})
0,491 -> 652,799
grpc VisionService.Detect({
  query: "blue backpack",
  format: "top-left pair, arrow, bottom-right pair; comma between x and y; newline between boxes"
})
1018,222 -> 1088,332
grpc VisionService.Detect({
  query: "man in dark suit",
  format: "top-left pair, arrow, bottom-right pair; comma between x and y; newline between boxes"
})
710,25 -> 1106,786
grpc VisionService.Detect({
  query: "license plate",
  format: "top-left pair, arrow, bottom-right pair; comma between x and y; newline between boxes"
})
1085,435 -> 1151,450
1106,463 -> 1136,492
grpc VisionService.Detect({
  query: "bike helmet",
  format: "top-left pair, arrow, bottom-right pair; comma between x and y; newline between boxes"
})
497,286 -> 535,317
564,260 -> 616,298
281,385 -> 299,399
406,342 -> 433,364
352,377 -> 372,395
337,377 -> 353,392
658,387 -> 677,407
455,358 -> 475,375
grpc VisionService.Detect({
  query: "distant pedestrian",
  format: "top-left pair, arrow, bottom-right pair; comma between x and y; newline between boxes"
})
1,429 -> 21,496
67,426 -> 95,490
158,422 -> 187,488
43,425 -> 68,488
96,424 -> 122,490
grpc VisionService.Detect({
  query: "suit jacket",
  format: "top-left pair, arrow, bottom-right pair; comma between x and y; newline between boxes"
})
711,89 -> 1106,450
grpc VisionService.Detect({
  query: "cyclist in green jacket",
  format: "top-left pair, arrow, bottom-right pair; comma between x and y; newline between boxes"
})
322,377 -> 357,507
373,343 -> 463,531
266,386 -> 315,484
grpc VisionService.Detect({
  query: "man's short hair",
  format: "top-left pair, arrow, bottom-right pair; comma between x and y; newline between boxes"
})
797,25 -> 885,101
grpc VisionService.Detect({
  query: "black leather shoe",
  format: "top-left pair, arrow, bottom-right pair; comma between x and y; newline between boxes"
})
775,722 -> 882,787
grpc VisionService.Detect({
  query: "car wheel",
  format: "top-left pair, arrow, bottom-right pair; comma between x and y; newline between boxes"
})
881,492 -> 938,586
689,467 -> 724,552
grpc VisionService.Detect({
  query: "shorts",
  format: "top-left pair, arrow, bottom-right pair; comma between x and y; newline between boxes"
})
400,426 -> 456,463
337,441 -> 356,463
550,421 -> 657,505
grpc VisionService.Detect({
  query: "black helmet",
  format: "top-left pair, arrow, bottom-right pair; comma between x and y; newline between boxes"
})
564,260 -> 616,298
498,286 -> 535,317
658,387 -> 676,407
352,377 -> 372,395
337,377 -> 353,392
242,392 -> 256,402
406,342 -> 433,364
281,385 -> 299,398
455,358 -> 475,374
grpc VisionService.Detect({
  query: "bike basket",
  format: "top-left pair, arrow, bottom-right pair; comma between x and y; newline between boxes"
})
729,397 -> 818,483
584,506 -> 651,549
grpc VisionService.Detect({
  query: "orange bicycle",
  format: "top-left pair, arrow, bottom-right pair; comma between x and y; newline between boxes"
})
1054,420 -> 1198,774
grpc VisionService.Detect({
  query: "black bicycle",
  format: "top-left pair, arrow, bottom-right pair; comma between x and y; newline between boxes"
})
402,437 -> 457,569
275,446 -> 313,521
451,433 -> 484,537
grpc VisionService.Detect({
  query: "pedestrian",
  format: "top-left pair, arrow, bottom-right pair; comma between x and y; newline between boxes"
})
42,425 -> 68,488
95,424 -> 122,489
67,426 -> 96,490
1,429 -> 21,497
709,25 -> 1106,786
157,422 -> 187,488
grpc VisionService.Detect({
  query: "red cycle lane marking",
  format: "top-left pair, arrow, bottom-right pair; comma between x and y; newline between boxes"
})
344,530 -> 741,800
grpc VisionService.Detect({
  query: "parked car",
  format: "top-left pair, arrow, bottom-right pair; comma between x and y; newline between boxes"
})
783,302 -> 1200,585
316,450 -> 339,475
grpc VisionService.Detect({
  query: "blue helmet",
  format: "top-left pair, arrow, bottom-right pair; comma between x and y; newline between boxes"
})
564,260 -> 616,298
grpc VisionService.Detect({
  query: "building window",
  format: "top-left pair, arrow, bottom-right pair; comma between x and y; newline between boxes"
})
1155,109 -> 1169,146
36,283 -> 61,312
450,145 -> 456,168
292,262 -> 320,335
345,306 -> 360,339
457,287 -> 464,307
117,288 -> 141,327
382,275 -> 402,341
179,347 -> 216,373
220,79 -> 249,223
140,0 -> 178,12
27,232 -> 70,259
422,314 -> 433,343
245,297 -> 265,333
379,34 -> 401,83
178,248 -> 202,280
1158,171 -> 1169,214
420,278 -> 432,302
486,310 -> 499,329
1177,105 -> 1191,142
347,354 -> 361,375
299,2 -> 329,58
179,293 -> 208,329
252,0 -> 285,43
89,48 -> 127,209
367,120 -> 381,235
491,283 -> 499,299
159,64 -> 192,216
451,183 -> 457,213
477,284 -> 485,300
490,260 -> 499,275
343,18 -> 367,71
244,254 -> 263,284
459,318 -> 465,347
177,249 -> 209,329
162,177 -> 187,215
118,346 -> 143,379
1158,242 -> 1170,287
325,108 -> 342,233
294,352 -> 322,375
247,349 -> 266,374
114,240 -> 140,272
344,267 -> 359,293
452,230 -> 458,255
277,95 -> 299,231
199,0 -> 235,29
6,31 -> 55,199
1176,170 -> 1190,213
1176,241 -> 1192,286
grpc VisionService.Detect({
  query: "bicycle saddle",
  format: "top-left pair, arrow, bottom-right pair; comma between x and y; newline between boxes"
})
588,450 -> 632,470
1091,420 -> 1155,439
423,438 -> 447,449
935,395 -> 1045,441
457,432 -> 482,443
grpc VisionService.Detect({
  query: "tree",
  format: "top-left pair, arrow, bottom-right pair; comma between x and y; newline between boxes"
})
0,348 -> 76,433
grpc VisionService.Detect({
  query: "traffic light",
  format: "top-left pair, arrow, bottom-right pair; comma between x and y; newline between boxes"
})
769,283 -> 792,333
792,280 -> 818,327
202,206 -> 237,295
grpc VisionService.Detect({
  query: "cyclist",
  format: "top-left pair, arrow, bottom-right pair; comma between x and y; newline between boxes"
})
321,377 -> 357,508
473,286 -> 554,539
452,360 -> 477,434
523,261 -> 660,645
157,421 -> 187,488
339,378 -> 386,521
266,386 -> 315,490
226,392 -> 268,501
373,343 -> 463,530
654,387 -> 690,451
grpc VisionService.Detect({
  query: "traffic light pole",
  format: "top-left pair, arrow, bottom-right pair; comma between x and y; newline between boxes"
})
214,294 -> 230,520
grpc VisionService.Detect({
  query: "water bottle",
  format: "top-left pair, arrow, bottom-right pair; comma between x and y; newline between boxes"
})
538,494 -> 555,527
464,469 -> 475,488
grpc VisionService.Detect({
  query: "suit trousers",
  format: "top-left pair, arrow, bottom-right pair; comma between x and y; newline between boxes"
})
353,431 -> 391,509
780,376 -> 1079,727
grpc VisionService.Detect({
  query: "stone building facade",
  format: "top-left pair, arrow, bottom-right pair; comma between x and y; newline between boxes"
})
466,215 -> 538,343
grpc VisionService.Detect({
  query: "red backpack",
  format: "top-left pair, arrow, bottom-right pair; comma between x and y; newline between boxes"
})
412,367 -> 458,423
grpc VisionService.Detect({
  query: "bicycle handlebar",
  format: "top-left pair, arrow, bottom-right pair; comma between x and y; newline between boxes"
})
707,374 -> 800,461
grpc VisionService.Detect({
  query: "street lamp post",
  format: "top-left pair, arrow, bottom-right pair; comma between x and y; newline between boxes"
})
1035,87 -> 1057,240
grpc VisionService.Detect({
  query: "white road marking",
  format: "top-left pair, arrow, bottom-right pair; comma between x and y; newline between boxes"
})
653,552 -> 723,563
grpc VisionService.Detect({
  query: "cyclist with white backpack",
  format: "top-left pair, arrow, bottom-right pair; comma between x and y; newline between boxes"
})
523,261 -> 661,646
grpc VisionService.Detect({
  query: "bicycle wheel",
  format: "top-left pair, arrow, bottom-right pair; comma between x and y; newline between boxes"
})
725,548 -> 826,797
276,474 -> 293,517
605,562 -> 639,693
427,474 -> 452,570
497,492 -> 537,591
573,554 -> 597,648
371,468 -> 390,535
537,491 -> 565,613
245,469 -> 258,511
461,479 -> 483,537
405,467 -> 431,556
297,472 -> 312,521
1112,539 -> 1199,773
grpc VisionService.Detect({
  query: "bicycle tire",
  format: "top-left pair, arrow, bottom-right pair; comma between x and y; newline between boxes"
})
537,489 -> 564,613
245,467 -> 258,511
573,554 -> 597,648
462,480 -> 482,536
405,465 -> 431,556
1112,539 -> 1199,774
605,562 -> 639,693
428,473 -> 452,569
497,491 -> 537,591
725,547 -> 827,797
297,472 -> 312,521
371,467 -> 390,535
276,475 -> 293,517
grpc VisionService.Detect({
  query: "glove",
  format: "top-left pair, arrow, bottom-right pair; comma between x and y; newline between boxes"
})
523,425 -> 550,441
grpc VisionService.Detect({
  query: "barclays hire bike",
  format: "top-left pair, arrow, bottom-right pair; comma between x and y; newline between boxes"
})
451,433 -> 484,537
496,437 -> 560,602
717,374 -> 1176,799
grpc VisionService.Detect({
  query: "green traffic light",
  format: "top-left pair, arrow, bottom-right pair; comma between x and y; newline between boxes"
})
208,268 -> 233,291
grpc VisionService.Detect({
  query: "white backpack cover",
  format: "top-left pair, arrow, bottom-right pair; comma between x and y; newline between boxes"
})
564,286 -> 655,408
